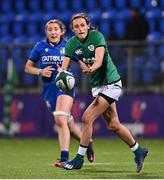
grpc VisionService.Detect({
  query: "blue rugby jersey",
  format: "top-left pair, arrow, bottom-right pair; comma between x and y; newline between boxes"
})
29,39 -> 67,83
28,39 -> 75,112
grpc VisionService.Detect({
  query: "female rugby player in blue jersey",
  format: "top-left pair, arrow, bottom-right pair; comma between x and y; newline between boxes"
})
60,13 -> 148,172
24,19 -> 95,168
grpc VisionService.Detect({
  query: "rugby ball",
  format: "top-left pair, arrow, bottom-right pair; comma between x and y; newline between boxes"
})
55,71 -> 75,92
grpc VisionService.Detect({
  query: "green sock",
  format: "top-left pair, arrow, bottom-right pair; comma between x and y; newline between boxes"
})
76,154 -> 84,160
134,146 -> 142,155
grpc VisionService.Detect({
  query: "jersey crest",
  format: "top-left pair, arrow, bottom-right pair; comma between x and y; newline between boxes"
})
88,44 -> 95,51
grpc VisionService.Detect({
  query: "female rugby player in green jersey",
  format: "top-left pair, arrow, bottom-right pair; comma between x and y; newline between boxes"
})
60,13 -> 148,172
25,19 -> 95,168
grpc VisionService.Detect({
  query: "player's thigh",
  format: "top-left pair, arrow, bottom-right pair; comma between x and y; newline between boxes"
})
56,94 -> 73,113
83,95 -> 109,122
102,102 -> 120,126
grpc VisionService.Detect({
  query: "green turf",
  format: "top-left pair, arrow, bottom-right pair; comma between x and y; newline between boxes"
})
0,138 -> 163,179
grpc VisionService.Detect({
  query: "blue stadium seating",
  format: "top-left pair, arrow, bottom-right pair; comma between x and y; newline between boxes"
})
147,31 -> 161,41
71,0 -> 83,11
114,0 -> 127,9
43,0 -> 55,12
113,20 -> 126,39
99,21 -> 111,39
56,0 -> 68,11
1,0 -> 12,13
85,0 -> 97,10
0,0 -> 163,87
26,22 -> 38,36
100,0 -> 113,10
12,21 -> 24,36
101,8 -> 117,20
129,0 -> 142,8
28,0 -> 40,12
159,19 -> 164,33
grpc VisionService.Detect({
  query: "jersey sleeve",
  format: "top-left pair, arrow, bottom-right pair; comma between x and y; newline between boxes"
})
28,42 -> 40,63
92,31 -> 106,48
65,40 -> 74,58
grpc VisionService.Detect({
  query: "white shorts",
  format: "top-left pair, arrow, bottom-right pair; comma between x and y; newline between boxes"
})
91,80 -> 122,101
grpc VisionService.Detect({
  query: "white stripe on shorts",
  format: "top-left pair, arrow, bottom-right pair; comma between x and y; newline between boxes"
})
91,80 -> 122,101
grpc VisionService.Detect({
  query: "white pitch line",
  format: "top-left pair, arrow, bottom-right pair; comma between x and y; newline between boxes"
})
49,162 -> 164,167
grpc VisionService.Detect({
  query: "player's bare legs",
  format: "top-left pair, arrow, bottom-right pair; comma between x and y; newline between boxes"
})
54,95 -> 73,165
102,102 -> 135,146
54,94 -> 95,167
68,116 -> 95,162
63,95 -> 148,172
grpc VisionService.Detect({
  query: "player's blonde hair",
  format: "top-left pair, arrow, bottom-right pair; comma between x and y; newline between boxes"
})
45,19 -> 66,39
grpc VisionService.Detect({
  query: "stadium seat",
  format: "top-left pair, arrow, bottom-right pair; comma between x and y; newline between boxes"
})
113,20 -> 126,39
13,48 -> 27,72
159,19 -> 164,33
12,21 -> 24,36
1,0 -> 12,13
145,8 -> 161,19
57,10 -> 72,22
0,12 -> 15,22
160,0 -> 164,7
116,9 -> 131,20
133,56 -> 145,70
99,21 -> 111,39
101,8 -> 117,20
147,19 -> 157,32
0,22 -> 10,36
43,0 -> 55,12
28,0 -> 40,12
85,0 -> 97,10
26,22 -> 38,36
43,11 -> 58,22
88,9 -> 102,22
28,11 -> 43,22
147,31 -> 161,41
15,0 -> 26,12
0,36 -> 13,43
71,0 -> 83,11
146,45 -> 156,56
129,0 -> 142,8
14,0 -> 28,22
114,0 -> 127,9
143,62 -> 155,84
144,0 -> 158,9
0,48 -> 9,71
159,45 -> 164,57
100,0 -> 113,10
56,0 -> 68,11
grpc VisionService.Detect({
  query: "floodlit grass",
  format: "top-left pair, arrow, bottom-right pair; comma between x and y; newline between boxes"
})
0,138 -> 163,179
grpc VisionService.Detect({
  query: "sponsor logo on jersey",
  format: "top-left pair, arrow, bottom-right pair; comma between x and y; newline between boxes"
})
42,56 -> 64,64
60,47 -> 65,54
45,48 -> 49,52
75,48 -> 82,55
82,57 -> 96,64
88,44 -> 95,51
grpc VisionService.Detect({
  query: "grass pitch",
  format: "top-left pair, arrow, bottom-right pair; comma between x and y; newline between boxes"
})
0,138 -> 163,179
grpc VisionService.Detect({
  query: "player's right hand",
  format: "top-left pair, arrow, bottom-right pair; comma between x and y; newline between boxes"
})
42,66 -> 55,77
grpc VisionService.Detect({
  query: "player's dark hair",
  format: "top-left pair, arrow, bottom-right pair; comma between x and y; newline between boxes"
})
70,13 -> 90,29
70,13 -> 97,31
45,19 -> 66,39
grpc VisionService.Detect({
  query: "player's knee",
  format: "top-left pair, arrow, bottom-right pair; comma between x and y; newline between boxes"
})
82,113 -> 92,125
55,116 -> 67,127
107,120 -> 120,132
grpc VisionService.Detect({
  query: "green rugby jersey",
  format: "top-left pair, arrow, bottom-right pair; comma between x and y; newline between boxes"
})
65,30 -> 120,87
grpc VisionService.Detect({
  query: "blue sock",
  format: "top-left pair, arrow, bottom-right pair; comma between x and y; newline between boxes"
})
60,150 -> 69,162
